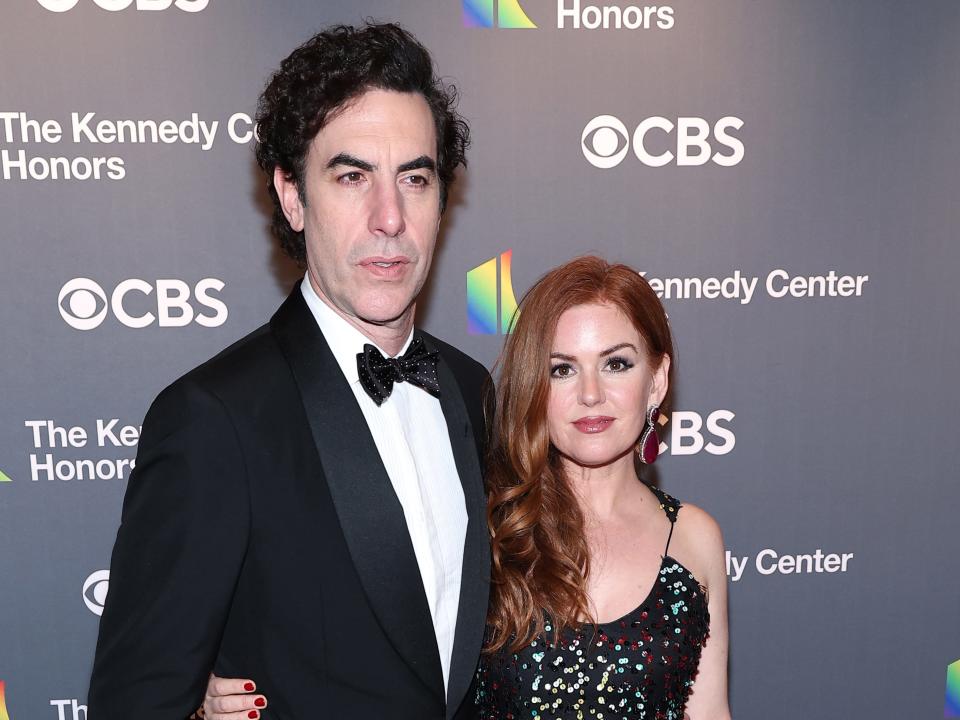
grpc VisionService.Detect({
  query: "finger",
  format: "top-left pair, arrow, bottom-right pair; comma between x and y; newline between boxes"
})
205,694 -> 266,715
208,675 -> 258,697
206,709 -> 264,720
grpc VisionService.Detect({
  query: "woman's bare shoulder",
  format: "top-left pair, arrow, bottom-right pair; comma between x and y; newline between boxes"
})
671,500 -> 726,589
676,501 -> 723,548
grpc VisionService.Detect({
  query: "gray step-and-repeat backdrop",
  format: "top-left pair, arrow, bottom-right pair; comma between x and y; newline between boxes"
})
2,1 -> 958,718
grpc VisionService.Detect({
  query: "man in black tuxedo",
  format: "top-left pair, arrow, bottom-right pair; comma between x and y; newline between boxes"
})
88,23 -> 489,720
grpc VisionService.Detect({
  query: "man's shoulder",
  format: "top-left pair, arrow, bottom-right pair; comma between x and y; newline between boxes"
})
190,321 -> 283,388
154,321 -> 287,411
421,330 -> 489,382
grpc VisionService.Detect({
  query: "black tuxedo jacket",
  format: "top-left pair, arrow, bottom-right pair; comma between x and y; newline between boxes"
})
88,289 -> 491,720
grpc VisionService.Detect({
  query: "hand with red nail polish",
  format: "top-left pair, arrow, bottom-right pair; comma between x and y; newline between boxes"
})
202,673 -> 268,720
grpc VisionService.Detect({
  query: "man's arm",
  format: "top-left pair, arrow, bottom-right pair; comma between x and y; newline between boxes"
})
88,377 -> 251,719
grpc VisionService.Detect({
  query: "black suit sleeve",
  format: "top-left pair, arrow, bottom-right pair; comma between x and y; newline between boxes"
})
88,377 -> 250,719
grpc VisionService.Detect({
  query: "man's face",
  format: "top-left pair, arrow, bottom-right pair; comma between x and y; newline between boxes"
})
276,89 -> 441,330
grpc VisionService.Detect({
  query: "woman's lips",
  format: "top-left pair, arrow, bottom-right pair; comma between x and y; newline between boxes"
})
572,416 -> 615,433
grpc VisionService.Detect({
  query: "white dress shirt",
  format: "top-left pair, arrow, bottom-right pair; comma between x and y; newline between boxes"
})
300,277 -> 467,695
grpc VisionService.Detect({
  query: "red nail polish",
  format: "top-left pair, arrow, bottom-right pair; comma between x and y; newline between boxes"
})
248,712 -> 258,719
244,682 -> 255,692
255,697 -> 266,707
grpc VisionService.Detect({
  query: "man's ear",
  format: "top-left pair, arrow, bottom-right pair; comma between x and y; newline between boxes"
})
274,166 -> 305,232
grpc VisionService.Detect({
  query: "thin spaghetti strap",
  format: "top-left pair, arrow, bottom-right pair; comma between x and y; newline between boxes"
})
664,519 -> 676,557
646,484 -> 681,557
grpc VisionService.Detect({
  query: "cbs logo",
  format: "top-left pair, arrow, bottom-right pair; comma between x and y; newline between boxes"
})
659,410 -> 735,456
58,277 -> 228,330
82,569 -> 110,616
581,115 -> 745,169
36,0 -> 207,11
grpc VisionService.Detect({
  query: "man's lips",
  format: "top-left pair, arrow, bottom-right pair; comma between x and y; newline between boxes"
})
360,256 -> 410,267
572,416 -> 615,433
359,257 -> 410,277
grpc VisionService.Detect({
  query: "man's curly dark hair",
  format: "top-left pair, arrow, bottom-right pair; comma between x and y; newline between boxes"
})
254,22 -> 470,265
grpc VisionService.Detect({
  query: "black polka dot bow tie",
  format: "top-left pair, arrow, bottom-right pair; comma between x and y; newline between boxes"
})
356,337 -> 441,406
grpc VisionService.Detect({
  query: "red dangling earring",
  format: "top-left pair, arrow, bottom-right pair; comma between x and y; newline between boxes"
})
637,405 -> 661,464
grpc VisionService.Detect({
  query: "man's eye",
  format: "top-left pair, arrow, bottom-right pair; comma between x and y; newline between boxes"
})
404,174 -> 428,186
340,172 -> 364,184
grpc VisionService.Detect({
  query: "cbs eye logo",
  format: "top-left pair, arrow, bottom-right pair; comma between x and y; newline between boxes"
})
581,114 -> 745,169
581,116 -> 631,169
83,569 -> 110,616
58,278 -> 108,330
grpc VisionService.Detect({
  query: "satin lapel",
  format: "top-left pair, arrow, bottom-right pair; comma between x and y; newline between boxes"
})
271,291 -> 444,701
420,334 -> 491,717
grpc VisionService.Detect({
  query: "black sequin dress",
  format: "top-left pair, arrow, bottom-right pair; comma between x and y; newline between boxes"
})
475,486 -> 710,720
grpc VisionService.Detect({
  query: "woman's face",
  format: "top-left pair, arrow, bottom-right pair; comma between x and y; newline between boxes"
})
546,302 -> 668,470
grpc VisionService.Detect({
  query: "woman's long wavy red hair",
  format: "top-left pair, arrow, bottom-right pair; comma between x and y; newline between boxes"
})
485,256 -> 674,653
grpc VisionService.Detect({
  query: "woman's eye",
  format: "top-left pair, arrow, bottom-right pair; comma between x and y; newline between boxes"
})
550,363 -> 574,378
606,356 -> 634,372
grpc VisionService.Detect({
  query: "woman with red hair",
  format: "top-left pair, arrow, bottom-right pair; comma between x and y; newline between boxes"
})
204,256 -> 730,719
477,255 -> 729,719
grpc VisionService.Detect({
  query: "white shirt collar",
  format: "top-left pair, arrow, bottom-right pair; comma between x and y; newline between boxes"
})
299,276 -> 414,385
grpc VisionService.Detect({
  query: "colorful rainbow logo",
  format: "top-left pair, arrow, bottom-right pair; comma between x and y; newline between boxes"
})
947,659 -> 960,717
467,250 -> 519,335
0,680 -> 11,720
462,0 -> 537,28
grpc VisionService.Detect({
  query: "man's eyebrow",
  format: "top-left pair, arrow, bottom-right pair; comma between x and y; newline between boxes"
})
549,343 -> 638,361
397,156 -> 436,174
326,153 -> 375,171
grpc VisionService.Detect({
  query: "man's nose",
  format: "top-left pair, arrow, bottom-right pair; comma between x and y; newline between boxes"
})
368,182 -> 405,237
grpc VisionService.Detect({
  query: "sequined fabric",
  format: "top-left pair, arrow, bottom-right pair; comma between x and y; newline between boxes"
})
475,487 -> 710,720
